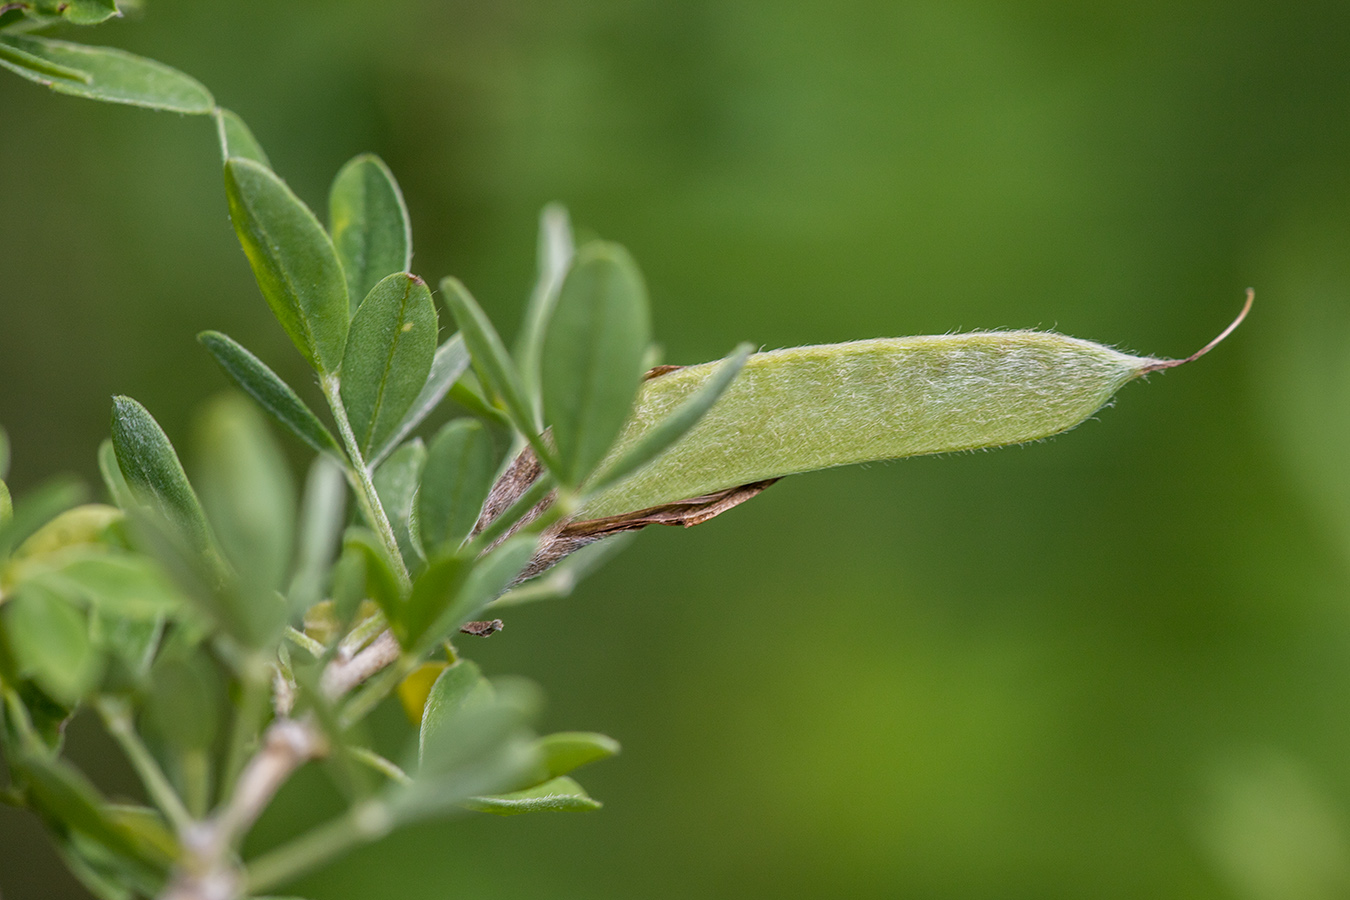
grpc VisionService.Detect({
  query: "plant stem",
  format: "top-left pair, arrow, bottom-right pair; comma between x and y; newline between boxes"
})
245,799 -> 393,894
217,658 -> 271,806
94,697 -> 193,835
321,375 -> 412,593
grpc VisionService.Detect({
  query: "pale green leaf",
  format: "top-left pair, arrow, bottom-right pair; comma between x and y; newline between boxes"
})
466,776 -> 600,816
3,582 -> 101,705
418,419 -> 496,555
214,107 -> 270,167
286,455 -> 346,615
372,439 -> 427,572
440,277 -> 538,442
328,154 -> 412,314
0,34 -> 212,113
515,203 -> 575,424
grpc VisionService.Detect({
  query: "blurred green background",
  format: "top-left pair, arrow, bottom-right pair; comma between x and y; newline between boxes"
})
4,1 -> 1350,897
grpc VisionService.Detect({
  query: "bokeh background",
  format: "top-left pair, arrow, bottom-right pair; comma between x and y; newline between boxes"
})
4,1 -> 1350,897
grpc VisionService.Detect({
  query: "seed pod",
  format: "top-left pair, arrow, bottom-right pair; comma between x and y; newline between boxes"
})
578,296 -> 1250,521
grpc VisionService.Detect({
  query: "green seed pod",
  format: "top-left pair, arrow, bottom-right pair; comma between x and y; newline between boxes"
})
578,296 -> 1250,521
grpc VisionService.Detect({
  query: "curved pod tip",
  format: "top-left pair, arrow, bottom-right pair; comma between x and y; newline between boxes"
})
1140,289 -> 1253,375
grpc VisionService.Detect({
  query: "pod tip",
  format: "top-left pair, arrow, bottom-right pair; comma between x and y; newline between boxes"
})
1140,287 -> 1253,374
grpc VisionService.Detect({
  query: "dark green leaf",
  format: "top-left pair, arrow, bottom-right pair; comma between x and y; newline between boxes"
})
343,529 -> 403,625
214,107 -> 269,167
328,154 -> 412,314
440,277 -> 538,442
370,334 -> 471,467
515,204 -> 575,424
198,331 -> 342,457
589,343 -> 752,493
541,241 -> 652,486
372,440 -> 427,572
418,419 -> 496,555
0,478 -> 85,561
533,731 -> 621,781
0,34 -> 212,113
96,439 -> 135,510
3,582 -> 101,705
401,552 -> 466,648
466,775 -> 600,816
287,455 -> 347,616
224,158 -> 350,375
340,273 -> 438,456
110,396 -> 217,565
194,393 -> 296,597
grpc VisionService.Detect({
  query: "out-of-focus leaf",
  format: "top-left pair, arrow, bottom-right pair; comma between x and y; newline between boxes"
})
373,440 -> 427,572
0,478 -> 85,561
437,535 -> 537,639
516,204 -> 575,424
97,440 -> 134,511
466,775 -> 600,816
440,277 -> 538,441
489,532 -> 635,609
343,529 -> 403,624
541,241 -> 652,487
0,424 -> 9,479
397,661 -> 448,725
92,611 -> 162,682
143,652 -> 221,752
10,504 -> 119,562
418,419 -> 496,554
224,158 -> 349,375
532,732 -> 621,781
418,659 -> 492,765
370,334 -> 471,468
214,107 -> 269,167
328,154 -> 412,314
28,553 -> 180,620
0,34 -> 212,113
31,0 -> 119,25
589,343 -> 751,494
198,331 -> 341,457
110,397 -> 216,564
401,552 -> 466,648
340,273 -> 438,456
3,582 -> 101,706
194,393 -> 296,597
287,455 -> 346,616
328,543 -> 367,627
0,480 -> 11,527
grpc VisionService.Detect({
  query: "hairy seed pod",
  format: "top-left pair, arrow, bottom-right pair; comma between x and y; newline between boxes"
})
578,296 -> 1250,521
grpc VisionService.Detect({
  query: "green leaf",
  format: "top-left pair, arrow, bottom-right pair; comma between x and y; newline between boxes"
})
110,397 -> 216,564
489,531 -> 635,609
213,107 -> 269,167
588,342 -> 751,494
27,553 -> 181,620
400,552 -> 466,648
0,423 -> 9,479
0,480 -> 10,527
532,731 -> 621,781
372,440 -> 427,572
579,331 -> 1164,520
194,394 -> 296,599
30,0 -> 120,25
96,439 -> 135,511
515,204 -> 575,425
10,504 -> 120,563
425,535 -> 537,648
142,653 -> 221,752
418,419 -> 496,555
224,158 -> 350,375
541,241 -> 652,487
3,582 -> 101,705
0,477 -> 84,561
343,528 -> 403,625
416,661 -> 508,770
198,331 -> 342,458
370,333 -> 471,467
340,273 -> 438,456
0,34 -> 212,113
466,775 -> 600,816
287,455 -> 347,615
328,154 -> 412,314
440,277 -> 539,442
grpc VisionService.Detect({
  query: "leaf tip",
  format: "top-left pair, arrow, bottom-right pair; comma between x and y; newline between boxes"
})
1139,288 -> 1253,375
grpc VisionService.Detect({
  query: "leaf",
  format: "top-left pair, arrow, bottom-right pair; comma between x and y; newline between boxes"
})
26,553 -> 181,620
31,0 -> 119,25
397,661 -> 448,725
340,273 -> 438,456
532,731 -> 621,781
328,154 -> 412,314
0,480 -> 10,527
417,659 -> 493,766
488,531 -> 635,609
466,776 -> 600,816
540,241 -> 652,487
578,331 -> 1169,520
0,423 -> 9,478
213,107 -> 269,167
142,653 -> 221,752
400,552 -> 466,648
110,397 -> 216,563
198,331 -> 342,458
193,394 -> 296,614
10,504 -> 120,562
343,528 -> 403,625
418,419 -> 496,555
425,535 -> 537,648
515,203 -> 575,424
3,582 -> 101,706
96,439 -> 135,510
440,277 -> 538,441
370,334 -> 472,468
372,440 -> 427,572
0,477 -> 84,561
588,342 -> 751,494
224,158 -> 350,375
0,34 -> 212,113
287,455 -> 347,615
